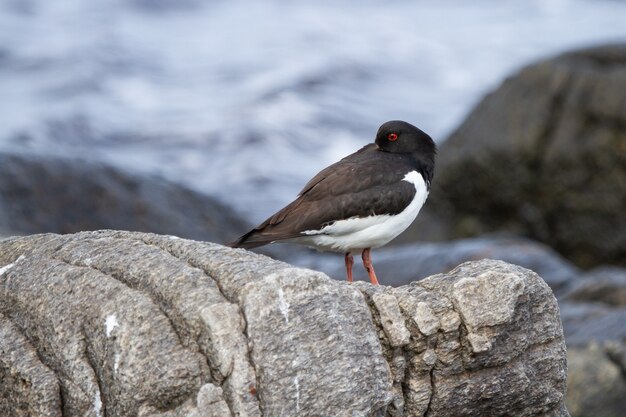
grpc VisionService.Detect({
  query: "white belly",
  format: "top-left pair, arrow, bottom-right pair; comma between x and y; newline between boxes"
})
290,171 -> 428,253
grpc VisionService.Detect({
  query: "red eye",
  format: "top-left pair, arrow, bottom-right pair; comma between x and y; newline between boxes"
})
387,133 -> 398,141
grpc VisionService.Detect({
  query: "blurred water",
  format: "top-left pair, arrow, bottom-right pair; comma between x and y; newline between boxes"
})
1,0 -> 626,222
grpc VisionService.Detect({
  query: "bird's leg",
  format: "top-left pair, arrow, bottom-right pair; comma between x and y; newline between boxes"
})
361,248 -> 379,285
344,252 -> 354,283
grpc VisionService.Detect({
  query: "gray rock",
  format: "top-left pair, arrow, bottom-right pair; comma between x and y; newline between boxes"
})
556,266 -> 626,417
553,267 -> 626,349
559,302 -> 626,347
402,44 -> 626,268
0,231 -> 569,416
0,153 -> 247,242
0,312 -> 61,417
557,267 -> 626,417
295,235 -> 580,293
566,344 -> 626,417
562,266 -> 626,307
606,342 -> 626,377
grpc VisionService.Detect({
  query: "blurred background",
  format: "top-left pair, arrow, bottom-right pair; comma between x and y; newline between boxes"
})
1,1 -> 625,415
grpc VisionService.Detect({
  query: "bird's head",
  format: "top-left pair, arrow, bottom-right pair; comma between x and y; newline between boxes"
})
375,120 -> 436,160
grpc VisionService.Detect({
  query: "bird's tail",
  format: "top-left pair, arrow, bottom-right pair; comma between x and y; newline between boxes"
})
228,229 -> 274,249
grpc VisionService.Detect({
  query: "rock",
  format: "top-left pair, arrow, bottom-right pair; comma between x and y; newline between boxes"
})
0,153 -> 247,242
371,292 -> 412,348
562,266 -> 626,307
557,267 -> 626,417
566,344 -> 626,417
559,268 -> 626,347
0,231 -> 569,416
559,302 -> 626,347
403,44 -> 626,268
606,342 -> 626,376
296,235 -> 580,293
0,312 -> 61,417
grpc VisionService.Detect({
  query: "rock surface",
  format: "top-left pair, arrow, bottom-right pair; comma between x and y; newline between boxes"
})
562,266 -> 626,307
0,153 -> 247,242
403,44 -> 626,268
566,344 -> 626,417
559,267 -> 626,348
558,266 -> 626,417
0,231 -> 569,416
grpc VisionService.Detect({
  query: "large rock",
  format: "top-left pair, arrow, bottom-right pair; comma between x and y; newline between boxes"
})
558,266 -> 626,417
560,267 -> 626,347
562,266 -> 626,307
294,235 -> 580,293
0,231 -> 568,416
403,44 -> 626,268
0,153 -> 247,242
566,344 -> 626,417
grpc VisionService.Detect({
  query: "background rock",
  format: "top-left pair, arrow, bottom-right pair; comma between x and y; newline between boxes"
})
293,235 -> 580,293
557,266 -> 626,417
0,231 -> 569,416
402,44 -> 626,269
562,266 -> 626,307
559,267 -> 626,346
566,344 -> 626,417
0,153 -> 248,242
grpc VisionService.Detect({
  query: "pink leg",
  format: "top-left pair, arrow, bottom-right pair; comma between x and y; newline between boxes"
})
361,248 -> 379,285
345,252 -> 354,283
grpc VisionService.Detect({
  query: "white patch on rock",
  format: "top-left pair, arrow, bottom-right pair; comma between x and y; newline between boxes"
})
277,288 -> 290,324
467,332 -> 492,353
294,376 -> 300,413
452,271 -> 525,330
105,314 -> 119,337
114,353 -> 121,373
412,302 -> 440,336
0,255 -> 25,275
93,390 -> 103,417
0,262 -> 15,275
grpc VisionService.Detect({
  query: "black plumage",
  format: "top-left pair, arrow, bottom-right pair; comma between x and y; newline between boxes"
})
230,120 -> 436,285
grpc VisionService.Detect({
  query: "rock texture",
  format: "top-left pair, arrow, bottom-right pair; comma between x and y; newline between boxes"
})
558,266 -> 626,417
566,344 -> 626,417
403,44 -> 626,268
0,231 -> 568,416
560,267 -> 626,348
0,153 -> 247,242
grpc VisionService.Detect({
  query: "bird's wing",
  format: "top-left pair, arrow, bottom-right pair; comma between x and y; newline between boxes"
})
230,147 -> 418,248
297,144 -> 377,196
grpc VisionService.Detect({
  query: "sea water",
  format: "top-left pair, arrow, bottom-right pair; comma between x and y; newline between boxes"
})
1,0 -> 625,221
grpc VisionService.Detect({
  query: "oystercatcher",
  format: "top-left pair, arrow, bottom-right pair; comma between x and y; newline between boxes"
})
230,120 -> 436,285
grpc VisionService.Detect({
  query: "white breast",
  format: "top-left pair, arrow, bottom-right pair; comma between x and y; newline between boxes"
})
291,170 -> 428,253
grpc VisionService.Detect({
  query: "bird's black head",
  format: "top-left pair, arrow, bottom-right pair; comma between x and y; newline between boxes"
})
375,120 -> 436,158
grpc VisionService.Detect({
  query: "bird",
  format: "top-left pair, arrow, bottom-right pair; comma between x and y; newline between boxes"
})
230,120 -> 436,285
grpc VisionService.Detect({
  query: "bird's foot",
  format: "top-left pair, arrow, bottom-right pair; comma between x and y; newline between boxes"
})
344,252 -> 354,283
361,248 -> 380,285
